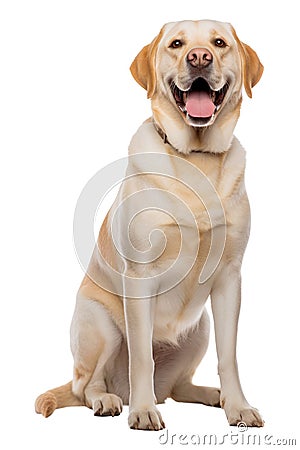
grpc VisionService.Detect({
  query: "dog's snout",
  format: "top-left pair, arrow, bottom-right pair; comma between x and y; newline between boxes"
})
187,48 -> 213,68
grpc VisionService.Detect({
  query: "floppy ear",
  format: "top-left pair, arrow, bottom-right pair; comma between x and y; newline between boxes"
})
130,28 -> 164,99
231,26 -> 264,98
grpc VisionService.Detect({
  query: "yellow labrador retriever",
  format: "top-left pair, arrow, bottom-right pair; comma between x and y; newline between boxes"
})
35,20 -> 264,430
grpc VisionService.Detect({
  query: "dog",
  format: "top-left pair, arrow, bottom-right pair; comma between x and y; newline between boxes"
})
35,19 -> 264,430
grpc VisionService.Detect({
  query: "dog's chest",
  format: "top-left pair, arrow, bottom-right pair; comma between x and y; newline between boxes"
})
124,149 -> 236,250
114,135 -> 248,340
117,137 -> 247,278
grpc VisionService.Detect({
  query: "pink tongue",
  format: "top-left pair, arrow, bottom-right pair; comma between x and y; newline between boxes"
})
185,91 -> 215,118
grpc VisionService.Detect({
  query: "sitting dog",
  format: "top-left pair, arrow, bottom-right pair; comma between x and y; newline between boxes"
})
35,19 -> 264,430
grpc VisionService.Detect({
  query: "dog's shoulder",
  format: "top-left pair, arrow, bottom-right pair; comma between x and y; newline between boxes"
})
218,137 -> 248,207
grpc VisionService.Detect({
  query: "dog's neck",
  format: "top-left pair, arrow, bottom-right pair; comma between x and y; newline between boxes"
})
151,95 -> 242,155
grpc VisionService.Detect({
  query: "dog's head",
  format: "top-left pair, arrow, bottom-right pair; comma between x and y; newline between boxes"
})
130,20 -> 263,153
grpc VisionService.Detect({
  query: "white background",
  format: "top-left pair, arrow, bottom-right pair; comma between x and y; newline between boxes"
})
0,0 -> 299,449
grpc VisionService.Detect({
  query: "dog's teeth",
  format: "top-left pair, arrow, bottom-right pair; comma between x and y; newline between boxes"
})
182,92 -> 187,102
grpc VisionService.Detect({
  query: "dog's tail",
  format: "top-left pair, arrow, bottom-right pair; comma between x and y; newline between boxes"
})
35,381 -> 83,417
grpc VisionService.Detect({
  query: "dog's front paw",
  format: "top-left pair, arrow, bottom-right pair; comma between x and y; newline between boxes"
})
128,406 -> 165,430
224,402 -> 264,427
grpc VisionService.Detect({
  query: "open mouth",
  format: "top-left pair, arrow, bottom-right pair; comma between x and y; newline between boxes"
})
170,77 -> 229,126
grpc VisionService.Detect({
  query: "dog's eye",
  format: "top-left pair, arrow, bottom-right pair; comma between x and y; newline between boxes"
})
170,40 -> 183,49
214,38 -> 227,48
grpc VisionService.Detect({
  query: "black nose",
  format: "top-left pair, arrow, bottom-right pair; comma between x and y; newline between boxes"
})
187,48 -> 213,68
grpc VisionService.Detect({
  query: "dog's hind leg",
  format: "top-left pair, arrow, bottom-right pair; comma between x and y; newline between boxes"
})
71,294 -> 123,416
154,308 -> 220,407
171,382 -> 220,406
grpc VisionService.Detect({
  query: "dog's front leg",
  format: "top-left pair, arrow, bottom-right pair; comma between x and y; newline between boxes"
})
124,296 -> 165,430
211,268 -> 264,427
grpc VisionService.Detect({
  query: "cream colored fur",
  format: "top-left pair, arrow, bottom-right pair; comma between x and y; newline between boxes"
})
35,20 -> 264,430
